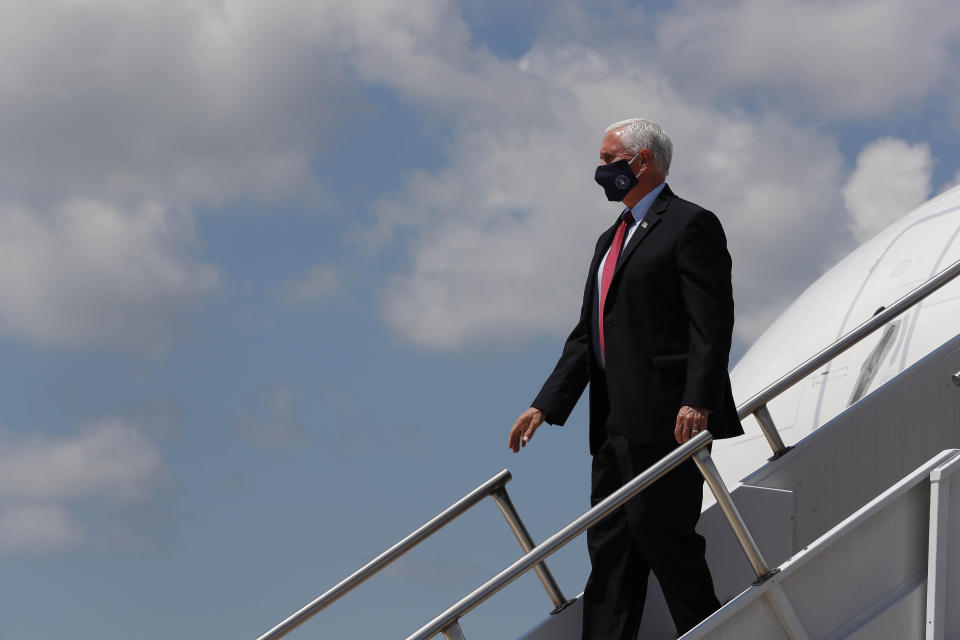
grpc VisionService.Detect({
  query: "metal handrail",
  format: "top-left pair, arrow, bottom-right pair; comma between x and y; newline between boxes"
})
736,256 -> 960,458
257,469 -> 568,640
407,431 -> 773,640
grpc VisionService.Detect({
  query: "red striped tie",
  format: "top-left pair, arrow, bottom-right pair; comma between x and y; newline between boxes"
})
599,211 -> 634,357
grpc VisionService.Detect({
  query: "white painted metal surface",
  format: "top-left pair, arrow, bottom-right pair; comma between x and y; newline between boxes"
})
717,184 -> 960,491
842,584 -> 927,640
745,332 -> 960,549
925,453 -> 960,639
686,450 -> 960,640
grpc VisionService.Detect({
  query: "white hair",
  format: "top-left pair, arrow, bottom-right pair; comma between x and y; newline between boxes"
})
604,118 -> 673,175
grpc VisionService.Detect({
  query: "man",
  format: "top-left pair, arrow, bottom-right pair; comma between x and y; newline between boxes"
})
507,118 -> 743,639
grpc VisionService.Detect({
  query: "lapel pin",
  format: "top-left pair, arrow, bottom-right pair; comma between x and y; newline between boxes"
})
641,220 -> 648,228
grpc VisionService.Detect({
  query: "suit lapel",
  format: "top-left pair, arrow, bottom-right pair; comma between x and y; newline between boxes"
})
613,184 -> 673,277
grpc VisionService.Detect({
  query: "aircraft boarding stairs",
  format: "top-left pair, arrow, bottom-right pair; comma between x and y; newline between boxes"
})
257,259 -> 960,640
521,330 -> 960,640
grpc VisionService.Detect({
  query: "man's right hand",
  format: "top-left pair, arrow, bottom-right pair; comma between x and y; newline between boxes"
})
508,407 -> 545,453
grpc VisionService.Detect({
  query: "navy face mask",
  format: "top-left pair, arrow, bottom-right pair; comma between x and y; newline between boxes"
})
594,151 -> 642,201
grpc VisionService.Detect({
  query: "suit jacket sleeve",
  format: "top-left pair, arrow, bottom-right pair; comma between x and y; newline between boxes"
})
676,209 -> 734,411
531,306 -> 590,426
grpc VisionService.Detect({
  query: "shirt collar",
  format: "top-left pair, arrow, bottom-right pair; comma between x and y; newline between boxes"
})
626,181 -> 666,223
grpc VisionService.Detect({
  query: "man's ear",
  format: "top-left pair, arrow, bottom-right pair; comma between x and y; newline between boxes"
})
640,148 -> 653,167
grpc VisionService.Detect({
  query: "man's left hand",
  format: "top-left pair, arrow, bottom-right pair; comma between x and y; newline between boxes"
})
675,405 -> 710,443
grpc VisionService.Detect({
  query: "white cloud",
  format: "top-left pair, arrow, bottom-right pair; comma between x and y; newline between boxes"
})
0,0 -> 536,354
0,420 -> 164,503
279,264 -> 342,304
0,420 -> 165,554
654,0 -> 960,118
843,138 -> 933,242
0,199 -> 217,352
0,0 -> 369,352
0,0 -> 515,355
0,505 -> 84,554
375,40 -> 848,350
0,0 -> 354,209
4,0 -> 951,356
341,0 -> 544,124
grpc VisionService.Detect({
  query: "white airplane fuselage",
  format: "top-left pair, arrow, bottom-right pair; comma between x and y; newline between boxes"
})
715,184 -> 960,490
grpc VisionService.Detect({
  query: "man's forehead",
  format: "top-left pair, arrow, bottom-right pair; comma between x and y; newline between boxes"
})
600,128 -> 628,154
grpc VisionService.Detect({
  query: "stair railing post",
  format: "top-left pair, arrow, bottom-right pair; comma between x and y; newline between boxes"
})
692,448 -> 776,582
490,487 -> 571,611
753,404 -> 791,460
440,620 -> 467,640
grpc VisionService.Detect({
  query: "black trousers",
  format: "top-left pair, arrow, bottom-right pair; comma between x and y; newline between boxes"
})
581,436 -> 721,639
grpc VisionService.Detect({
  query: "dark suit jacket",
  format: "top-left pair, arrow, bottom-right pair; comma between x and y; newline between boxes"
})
533,184 -> 744,454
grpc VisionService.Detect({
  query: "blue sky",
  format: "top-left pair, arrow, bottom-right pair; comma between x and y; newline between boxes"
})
1,1 -> 959,638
